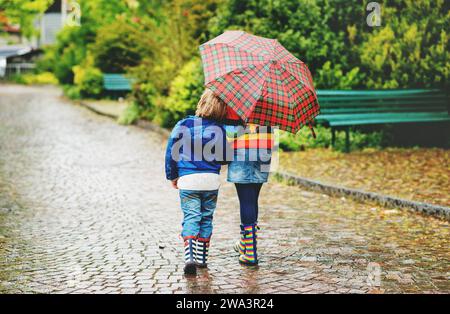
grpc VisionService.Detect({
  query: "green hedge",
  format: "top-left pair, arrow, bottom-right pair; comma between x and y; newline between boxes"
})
279,125 -> 384,152
155,58 -> 204,127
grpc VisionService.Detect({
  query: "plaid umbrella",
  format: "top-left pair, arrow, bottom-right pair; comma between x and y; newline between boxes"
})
199,30 -> 320,134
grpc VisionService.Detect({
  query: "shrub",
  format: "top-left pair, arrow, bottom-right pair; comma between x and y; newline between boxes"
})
278,125 -> 331,151
40,25 -> 95,84
62,85 -> 81,100
127,0 -> 220,123
7,72 -> 58,85
131,81 -> 158,113
22,72 -> 59,85
118,102 -> 141,125
359,1 -> 449,89
90,18 -> 147,73
279,125 -> 384,152
314,61 -> 363,89
72,55 -> 103,98
6,74 -> 26,84
157,58 -> 204,127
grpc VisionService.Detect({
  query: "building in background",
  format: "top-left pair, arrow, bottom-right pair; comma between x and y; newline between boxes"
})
0,45 -> 39,77
0,0 -> 69,77
35,0 -> 67,47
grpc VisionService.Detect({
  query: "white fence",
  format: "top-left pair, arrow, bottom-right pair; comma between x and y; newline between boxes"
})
1,63 -> 36,77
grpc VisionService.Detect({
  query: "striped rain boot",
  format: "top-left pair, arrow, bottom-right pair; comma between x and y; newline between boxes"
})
233,224 -> 246,255
239,224 -> 258,266
234,224 -> 259,255
183,236 -> 197,275
195,238 -> 210,268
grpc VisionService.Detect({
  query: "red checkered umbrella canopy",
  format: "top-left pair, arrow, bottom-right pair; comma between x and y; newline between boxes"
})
199,30 -> 320,133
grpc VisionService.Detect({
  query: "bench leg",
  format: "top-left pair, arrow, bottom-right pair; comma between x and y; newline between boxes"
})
345,127 -> 350,153
331,127 -> 336,148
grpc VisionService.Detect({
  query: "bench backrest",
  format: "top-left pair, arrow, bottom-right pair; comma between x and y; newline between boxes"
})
103,73 -> 132,91
317,89 -> 449,115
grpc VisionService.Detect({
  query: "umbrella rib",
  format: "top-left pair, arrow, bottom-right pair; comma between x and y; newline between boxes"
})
273,41 -> 304,64
206,62 -> 271,120
201,40 -> 271,63
276,63 -> 316,130
247,62 -> 280,123
270,39 -> 279,61
216,31 -> 278,61
222,42 -> 272,63
206,61 -> 271,86
280,64 -> 319,131
278,66 -> 298,131
250,62 -> 273,112
278,62 -> 314,92
202,43 -> 271,85
277,63 -> 304,101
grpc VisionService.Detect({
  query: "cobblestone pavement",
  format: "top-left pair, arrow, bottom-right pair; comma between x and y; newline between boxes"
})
0,85 -> 449,294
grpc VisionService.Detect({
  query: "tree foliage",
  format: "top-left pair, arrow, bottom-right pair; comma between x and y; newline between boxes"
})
158,57 -> 204,127
0,0 -> 52,38
359,0 -> 449,88
208,0 -> 449,90
91,17 -> 147,73
37,0 -> 131,83
6,0 -> 447,146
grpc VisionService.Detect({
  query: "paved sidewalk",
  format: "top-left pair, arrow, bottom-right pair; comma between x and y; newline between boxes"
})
0,85 -> 449,294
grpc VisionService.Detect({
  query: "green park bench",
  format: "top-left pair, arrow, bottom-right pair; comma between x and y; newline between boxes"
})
315,89 -> 450,152
103,73 -> 132,92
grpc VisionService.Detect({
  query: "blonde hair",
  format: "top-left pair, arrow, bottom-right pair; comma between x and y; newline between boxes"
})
195,89 -> 228,121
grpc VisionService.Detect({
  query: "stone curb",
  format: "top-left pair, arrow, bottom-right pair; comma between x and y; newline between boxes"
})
78,100 -> 170,138
77,100 -> 118,119
79,100 -> 450,221
273,172 -> 450,221
135,119 -> 171,138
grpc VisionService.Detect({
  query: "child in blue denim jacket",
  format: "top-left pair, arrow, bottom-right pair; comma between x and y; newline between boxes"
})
165,88 -> 230,275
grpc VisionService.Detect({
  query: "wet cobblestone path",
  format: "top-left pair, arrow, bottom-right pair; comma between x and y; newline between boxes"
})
0,85 -> 449,294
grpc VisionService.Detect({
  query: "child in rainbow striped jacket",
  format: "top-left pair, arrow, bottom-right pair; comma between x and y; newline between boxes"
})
224,107 -> 274,266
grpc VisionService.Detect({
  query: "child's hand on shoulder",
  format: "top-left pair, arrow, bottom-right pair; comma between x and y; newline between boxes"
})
171,178 -> 179,189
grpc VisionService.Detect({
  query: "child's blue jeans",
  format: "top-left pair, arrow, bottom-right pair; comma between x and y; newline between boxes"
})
179,190 -> 218,239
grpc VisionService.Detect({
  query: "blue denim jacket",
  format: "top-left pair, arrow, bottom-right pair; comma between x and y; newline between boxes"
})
165,116 -> 229,181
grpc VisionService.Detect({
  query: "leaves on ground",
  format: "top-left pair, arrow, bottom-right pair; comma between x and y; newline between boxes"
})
280,148 -> 450,207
